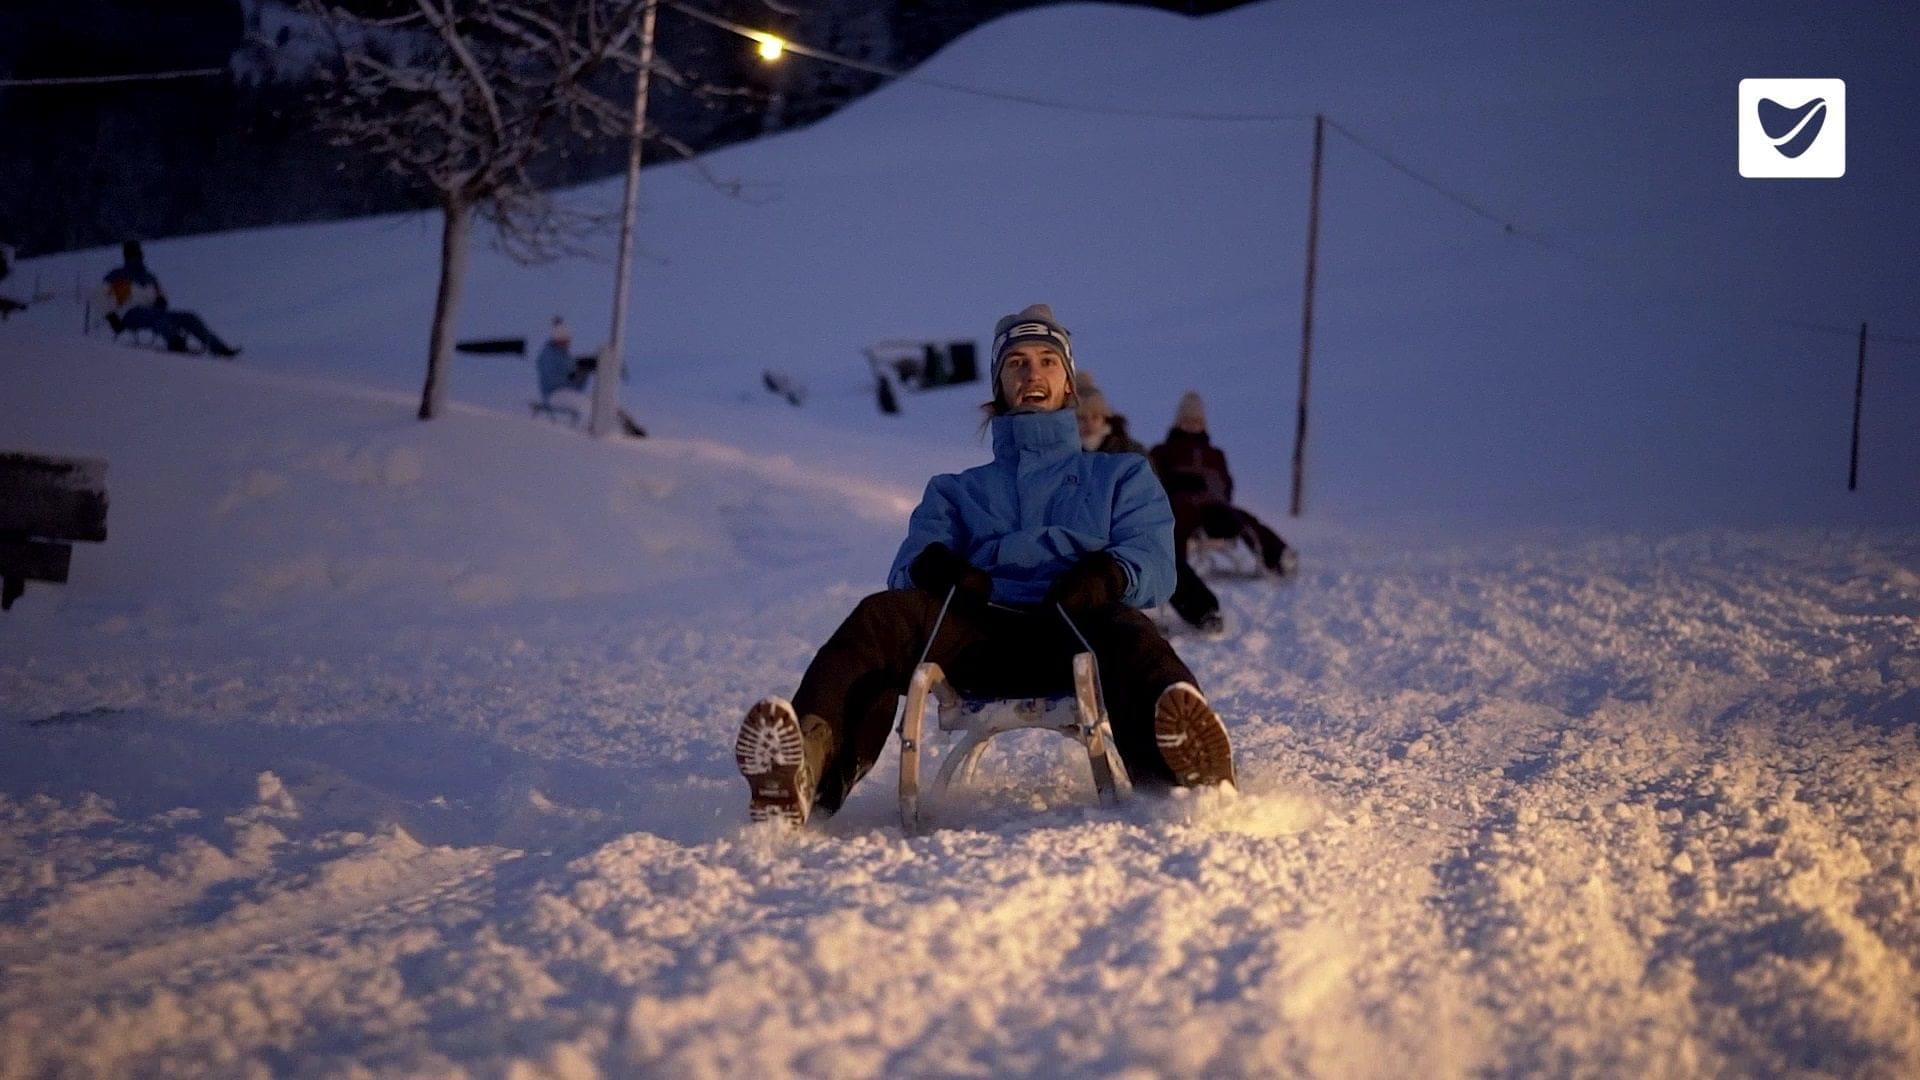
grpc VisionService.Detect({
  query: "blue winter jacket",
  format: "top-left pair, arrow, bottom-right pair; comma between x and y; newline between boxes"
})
536,342 -> 581,399
886,409 -> 1177,608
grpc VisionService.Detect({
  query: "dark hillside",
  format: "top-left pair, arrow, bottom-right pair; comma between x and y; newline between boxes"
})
0,1 -> 1251,256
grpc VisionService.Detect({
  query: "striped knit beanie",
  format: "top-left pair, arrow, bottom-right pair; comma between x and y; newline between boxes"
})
990,303 -> 1076,406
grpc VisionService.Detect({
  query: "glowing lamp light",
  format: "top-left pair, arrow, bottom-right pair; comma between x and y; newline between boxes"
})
753,33 -> 785,61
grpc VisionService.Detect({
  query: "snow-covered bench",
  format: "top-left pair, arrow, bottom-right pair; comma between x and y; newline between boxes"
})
895,651 -> 1129,834
0,452 -> 108,610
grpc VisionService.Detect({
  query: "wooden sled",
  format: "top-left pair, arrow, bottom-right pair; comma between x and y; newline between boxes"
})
1191,534 -> 1299,581
528,399 -> 582,426
896,652 -> 1129,834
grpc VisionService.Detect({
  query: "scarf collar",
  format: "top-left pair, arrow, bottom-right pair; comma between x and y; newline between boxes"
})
990,408 -> 1080,463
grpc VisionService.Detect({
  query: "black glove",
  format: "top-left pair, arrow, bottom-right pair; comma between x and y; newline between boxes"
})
1045,551 -> 1127,614
908,542 -> 992,605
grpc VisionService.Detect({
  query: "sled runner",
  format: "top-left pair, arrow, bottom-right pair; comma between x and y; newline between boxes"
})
528,399 -> 582,425
1190,534 -> 1260,578
1148,604 -> 1232,640
895,651 -> 1128,834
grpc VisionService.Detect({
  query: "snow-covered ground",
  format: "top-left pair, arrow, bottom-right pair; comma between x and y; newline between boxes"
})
5,2 -> 1919,1076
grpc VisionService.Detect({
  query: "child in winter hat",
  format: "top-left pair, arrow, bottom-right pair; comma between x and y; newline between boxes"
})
990,303 -> 1076,408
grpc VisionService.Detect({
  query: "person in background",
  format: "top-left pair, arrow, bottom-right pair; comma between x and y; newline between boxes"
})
536,316 -> 592,406
1074,378 -> 1147,456
1079,378 -> 1220,633
97,241 -> 240,357
1149,391 -> 1294,631
535,315 -> 647,437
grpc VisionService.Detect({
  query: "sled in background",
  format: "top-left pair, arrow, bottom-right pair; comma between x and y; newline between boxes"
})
441,335 -> 634,432
863,339 -> 980,415
82,303 -> 211,355
1190,534 -> 1300,581
446,336 -> 578,423
896,651 -> 1128,834
762,370 -> 807,406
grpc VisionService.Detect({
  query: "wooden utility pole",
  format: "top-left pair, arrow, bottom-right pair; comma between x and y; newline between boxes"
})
1849,321 -> 1867,491
1290,113 -> 1325,517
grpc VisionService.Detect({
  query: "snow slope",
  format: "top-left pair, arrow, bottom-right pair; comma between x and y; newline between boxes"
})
2,338 -> 1915,1076
4,1 -> 1920,1076
12,2 -> 1920,529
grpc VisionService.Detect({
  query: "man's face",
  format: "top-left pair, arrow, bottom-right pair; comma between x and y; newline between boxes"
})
998,343 -> 1071,412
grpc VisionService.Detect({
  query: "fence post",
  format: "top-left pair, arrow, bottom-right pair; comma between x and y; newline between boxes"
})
1290,113 -> 1325,518
1848,322 -> 1867,491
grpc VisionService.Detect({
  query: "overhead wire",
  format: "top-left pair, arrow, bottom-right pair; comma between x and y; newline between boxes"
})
0,67 -> 228,88
667,2 -> 1920,353
12,7 -> 1915,353
1320,116 -> 1548,247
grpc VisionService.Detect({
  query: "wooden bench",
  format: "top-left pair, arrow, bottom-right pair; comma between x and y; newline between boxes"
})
0,452 -> 109,610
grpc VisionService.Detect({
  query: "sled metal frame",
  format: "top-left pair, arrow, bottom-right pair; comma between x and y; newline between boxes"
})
1190,533 -> 1297,581
896,652 -> 1128,834
529,399 -> 583,426
1190,534 -> 1260,578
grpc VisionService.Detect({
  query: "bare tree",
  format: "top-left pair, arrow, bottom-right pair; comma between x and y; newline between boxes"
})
294,0 -> 657,420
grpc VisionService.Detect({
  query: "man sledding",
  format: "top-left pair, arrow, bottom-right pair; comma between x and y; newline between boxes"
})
734,304 -> 1237,828
96,241 -> 241,357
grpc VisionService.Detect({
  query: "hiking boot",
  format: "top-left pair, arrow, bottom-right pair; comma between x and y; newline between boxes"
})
735,697 -> 824,828
1153,682 -> 1236,788
1265,545 -> 1300,581
1196,612 -> 1227,638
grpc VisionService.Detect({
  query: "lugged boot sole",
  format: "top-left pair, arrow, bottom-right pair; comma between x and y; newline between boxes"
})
1153,682 -> 1237,788
735,697 -> 814,828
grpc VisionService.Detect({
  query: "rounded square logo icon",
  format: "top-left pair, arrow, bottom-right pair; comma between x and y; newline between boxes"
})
1740,78 -> 1845,178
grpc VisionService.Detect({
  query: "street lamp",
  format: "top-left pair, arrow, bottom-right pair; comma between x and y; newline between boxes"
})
594,2 -> 786,437
752,33 -> 785,61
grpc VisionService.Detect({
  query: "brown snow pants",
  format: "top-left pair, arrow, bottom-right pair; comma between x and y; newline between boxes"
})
792,588 -> 1197,813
